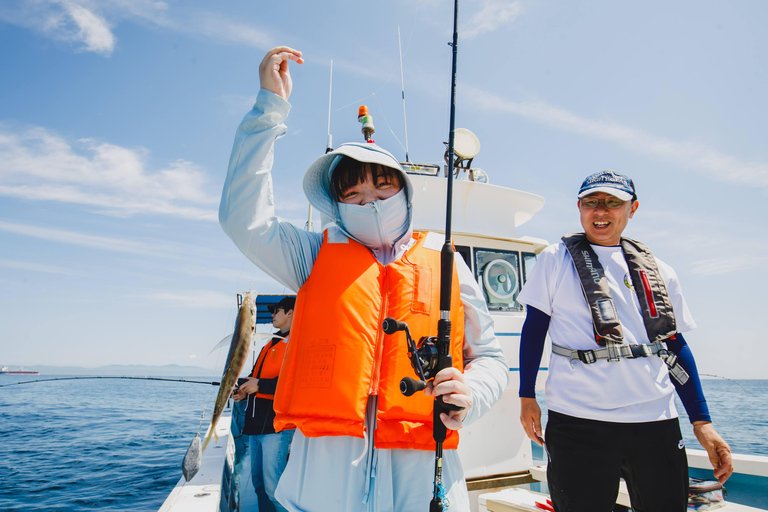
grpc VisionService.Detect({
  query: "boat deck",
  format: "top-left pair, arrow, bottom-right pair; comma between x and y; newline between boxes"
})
480,486 -> 765,512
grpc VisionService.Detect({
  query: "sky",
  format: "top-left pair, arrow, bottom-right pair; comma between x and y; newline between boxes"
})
0,0 -> 766,378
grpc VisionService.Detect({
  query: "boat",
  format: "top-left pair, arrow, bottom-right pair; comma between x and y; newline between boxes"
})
158,122 -> 768,511
0,366 -> 39,375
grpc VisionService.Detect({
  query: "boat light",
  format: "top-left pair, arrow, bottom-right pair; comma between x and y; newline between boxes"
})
453,128 -> 480,160
400,163 -> 441,176
358,105 -> 375,143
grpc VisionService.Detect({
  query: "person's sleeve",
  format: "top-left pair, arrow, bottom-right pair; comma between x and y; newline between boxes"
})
219,89 -> 323,292
517,245 -> 557,316
666,333 -> 711,423
455,256 -> 509,427
518,306 -> 550,399
258,377 -> 278,395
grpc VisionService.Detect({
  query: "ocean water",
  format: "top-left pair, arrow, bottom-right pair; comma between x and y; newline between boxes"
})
0,377 -> 766,511
0,376 -> 219,512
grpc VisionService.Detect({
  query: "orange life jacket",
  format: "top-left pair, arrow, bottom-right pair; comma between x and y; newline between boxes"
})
251,336 -> 289,400
273,231 -> 465,451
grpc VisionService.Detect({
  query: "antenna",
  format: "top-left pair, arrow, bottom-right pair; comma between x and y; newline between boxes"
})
326,60 -> 333,154
308,60 -> 335,232
398,26 -> 410,162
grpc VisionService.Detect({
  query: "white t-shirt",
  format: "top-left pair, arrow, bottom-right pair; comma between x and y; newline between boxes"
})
518,241 -> 697,423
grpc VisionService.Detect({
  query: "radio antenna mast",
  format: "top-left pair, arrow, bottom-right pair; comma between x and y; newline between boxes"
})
398,27 -> 410,162
326,60 -> 334,154
308,60 -> 334,232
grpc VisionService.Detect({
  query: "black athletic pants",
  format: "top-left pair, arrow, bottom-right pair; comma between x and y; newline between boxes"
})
545,411 -> 689,512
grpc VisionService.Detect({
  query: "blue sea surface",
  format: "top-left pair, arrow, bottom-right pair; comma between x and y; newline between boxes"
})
0,377 -> 766,511
0,375 -> 219,512
677,379 -> 768,458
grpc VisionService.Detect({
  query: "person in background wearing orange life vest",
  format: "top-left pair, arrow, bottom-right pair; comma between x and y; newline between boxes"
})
219,46 -> 508,512
234,295 -> 296,512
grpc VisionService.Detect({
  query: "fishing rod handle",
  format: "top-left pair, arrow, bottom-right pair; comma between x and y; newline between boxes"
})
435,319 -> 463,412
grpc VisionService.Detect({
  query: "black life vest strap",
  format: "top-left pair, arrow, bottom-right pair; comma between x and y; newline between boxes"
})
561,233 -> 677,347
621,238 -> 677,343
562,233 -> 623,346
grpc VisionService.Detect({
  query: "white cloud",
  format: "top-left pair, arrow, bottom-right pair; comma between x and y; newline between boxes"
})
689,255 -> 766,276
462,0 -> 523,40
185,11 -> 276,49
0,219 -> 179,258
0,0 -> 116,56
0,258 -> 85,276
0,124 -> 218,220
0,1 -> 275,55
217,94 -> 259,116
136,290 -> 235,309
179,265 -> 274,284
60,1 -> 115,54
464,87 -> 768,190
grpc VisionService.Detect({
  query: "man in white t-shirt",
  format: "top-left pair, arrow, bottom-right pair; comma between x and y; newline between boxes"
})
517,170 -> 732,511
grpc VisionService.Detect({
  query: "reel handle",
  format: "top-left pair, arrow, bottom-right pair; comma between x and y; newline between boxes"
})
382,317 -> 408,335
400,377 -> 427,396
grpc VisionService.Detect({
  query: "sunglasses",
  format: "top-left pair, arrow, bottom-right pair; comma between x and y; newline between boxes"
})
579,197 -> 626,209
271,307 -> 284,315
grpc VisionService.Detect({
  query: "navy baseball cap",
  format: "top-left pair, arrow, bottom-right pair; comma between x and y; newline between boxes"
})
578,170 -> 636,201
268,296 -> 296,313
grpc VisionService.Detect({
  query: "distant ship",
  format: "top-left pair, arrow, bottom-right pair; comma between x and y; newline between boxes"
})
0,366 -> 39,375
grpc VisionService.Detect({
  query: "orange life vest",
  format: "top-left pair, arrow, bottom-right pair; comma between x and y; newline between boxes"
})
273,231 -> 465,451
251,336 -> 289,400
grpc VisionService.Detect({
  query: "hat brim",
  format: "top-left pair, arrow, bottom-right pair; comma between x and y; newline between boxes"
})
578,186 -> 633,202
303,143 -> 412,221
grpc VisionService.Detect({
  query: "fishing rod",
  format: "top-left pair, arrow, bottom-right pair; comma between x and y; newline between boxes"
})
383,2 -> 462,510
427,1 -> 461,510
0,376 -> 220,389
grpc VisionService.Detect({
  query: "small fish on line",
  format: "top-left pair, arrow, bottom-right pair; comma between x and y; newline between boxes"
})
181,434 -> 202,482
202,291 -> 256,451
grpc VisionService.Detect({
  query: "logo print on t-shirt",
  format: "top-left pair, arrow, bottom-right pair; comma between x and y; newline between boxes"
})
678,439 -> 685,450
624,272 -> 634,290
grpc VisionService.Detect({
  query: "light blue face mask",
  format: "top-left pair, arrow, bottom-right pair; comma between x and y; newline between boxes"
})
337,189 -> 410,265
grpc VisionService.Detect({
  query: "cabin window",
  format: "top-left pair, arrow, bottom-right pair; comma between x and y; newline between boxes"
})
474,249 -> 523,312
522,252 -> 537,282
455,245 -> 472,271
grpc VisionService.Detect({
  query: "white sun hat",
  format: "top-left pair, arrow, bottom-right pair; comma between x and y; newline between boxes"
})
302,142 -> 413,221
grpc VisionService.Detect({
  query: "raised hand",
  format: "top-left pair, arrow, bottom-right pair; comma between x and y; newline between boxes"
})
259,46 -> 304,100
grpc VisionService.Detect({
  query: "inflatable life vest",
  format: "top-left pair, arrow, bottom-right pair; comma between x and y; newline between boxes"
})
273,231 -> 465,451
561,233 -> 677,346
251,335 -> 289,400
557,233 -> 689,383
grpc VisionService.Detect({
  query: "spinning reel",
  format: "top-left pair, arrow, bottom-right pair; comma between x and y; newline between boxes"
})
382,317 -> 462,411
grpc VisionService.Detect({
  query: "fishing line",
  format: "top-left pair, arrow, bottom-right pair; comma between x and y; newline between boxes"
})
699,374 -> 749,394
0,376 -> 220,389
332,66 -> 397,115
334,93 -> 377,114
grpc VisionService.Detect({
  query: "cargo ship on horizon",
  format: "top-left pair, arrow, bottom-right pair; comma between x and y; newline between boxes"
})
0,366 -> 39,375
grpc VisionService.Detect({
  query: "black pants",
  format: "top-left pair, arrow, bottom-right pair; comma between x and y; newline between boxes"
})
545,411 -> 689,512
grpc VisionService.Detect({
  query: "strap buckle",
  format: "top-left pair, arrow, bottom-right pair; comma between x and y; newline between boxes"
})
629,344 -> 652,358
577,350 -> 597,364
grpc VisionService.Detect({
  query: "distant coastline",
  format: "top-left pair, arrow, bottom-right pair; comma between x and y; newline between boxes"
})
0,364 -> 221,377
